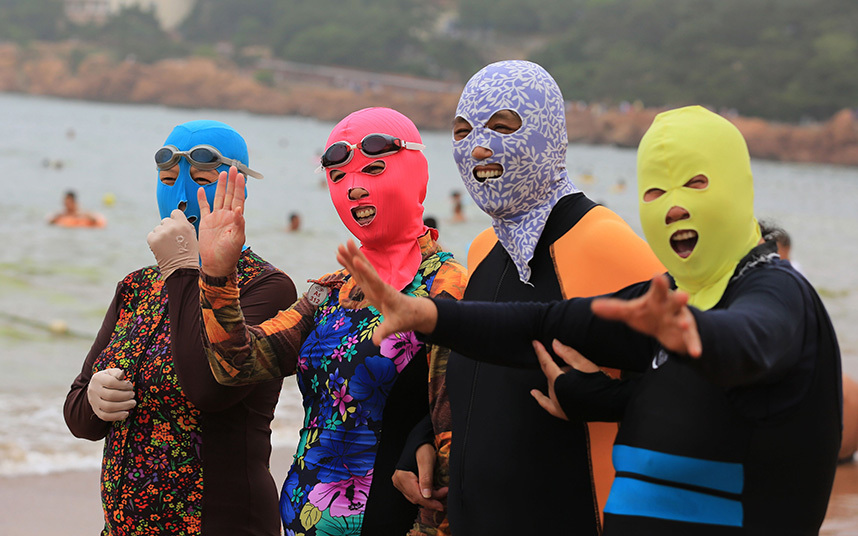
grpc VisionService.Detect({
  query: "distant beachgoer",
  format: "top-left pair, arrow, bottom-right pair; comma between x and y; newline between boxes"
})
288,211 -> 301,232
49,190 -> 105,228
760,221 -> 798,268
423,216 -> 438,230
449,190 -> 465,222
197,108 -> 467,536
64,120 -> 297,536
610,177 -> 627,193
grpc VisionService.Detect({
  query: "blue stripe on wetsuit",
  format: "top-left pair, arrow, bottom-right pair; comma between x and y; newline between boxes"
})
605,445 -> 744,527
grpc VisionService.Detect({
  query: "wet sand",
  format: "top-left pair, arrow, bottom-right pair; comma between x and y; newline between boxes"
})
1,452 -> 855,535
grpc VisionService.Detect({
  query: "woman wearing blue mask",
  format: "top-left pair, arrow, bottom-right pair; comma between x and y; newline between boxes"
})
64,120 -> 297,536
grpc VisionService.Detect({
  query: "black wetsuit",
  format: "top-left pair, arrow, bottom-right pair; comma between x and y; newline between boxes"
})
403,193 -> 662,535
429,241 -> 842,535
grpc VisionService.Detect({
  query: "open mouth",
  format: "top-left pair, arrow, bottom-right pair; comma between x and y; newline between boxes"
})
670,229 -> 698,258
473,164 -> 504,183
351,205 -> 377,227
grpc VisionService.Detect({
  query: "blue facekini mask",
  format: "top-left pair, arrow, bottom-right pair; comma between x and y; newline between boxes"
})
156,120 -> 251,235
453,60 -> 579,284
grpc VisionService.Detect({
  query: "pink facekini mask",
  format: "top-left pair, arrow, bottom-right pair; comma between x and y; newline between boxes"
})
324,107 -> 430,291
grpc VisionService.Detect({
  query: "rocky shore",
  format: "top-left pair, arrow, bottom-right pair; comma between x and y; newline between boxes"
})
3,41 -> 858,166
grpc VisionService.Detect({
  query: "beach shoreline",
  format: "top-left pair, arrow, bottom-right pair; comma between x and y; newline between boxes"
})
0,445 -> 296,536
1,448 -> 855,535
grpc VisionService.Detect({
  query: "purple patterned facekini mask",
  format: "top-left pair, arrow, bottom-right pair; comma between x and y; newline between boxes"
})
453,60 -> 579,284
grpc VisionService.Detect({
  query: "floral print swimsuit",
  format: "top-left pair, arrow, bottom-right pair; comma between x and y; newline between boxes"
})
281,290 -> 422,533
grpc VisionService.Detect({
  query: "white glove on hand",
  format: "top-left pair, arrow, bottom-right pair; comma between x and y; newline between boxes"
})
147,209 -> 199,280
87,368 -> 136,422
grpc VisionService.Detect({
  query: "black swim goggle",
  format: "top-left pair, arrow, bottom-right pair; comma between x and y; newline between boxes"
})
320,133 -> 424,170
155,144 -> 264,179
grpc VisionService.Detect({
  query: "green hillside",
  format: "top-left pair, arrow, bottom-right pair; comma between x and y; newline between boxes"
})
5,0 -> 857,121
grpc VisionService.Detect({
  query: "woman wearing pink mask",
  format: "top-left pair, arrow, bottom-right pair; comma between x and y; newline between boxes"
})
196,108 -> 467,535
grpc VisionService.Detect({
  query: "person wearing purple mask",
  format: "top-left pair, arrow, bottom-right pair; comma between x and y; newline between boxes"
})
390,61 -> 663,536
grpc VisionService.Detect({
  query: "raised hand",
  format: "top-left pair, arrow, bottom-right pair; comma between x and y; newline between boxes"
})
336,239 -> 438,345
591,274 -> 702,357
198,166 -> 246,277
87,368 -> 136,422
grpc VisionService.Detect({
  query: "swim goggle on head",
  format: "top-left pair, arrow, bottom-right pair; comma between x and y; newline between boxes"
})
155,144 -> 264,179
317,133 -> 425,171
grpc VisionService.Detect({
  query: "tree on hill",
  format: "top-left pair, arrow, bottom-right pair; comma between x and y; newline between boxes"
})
0,0 -> 65,42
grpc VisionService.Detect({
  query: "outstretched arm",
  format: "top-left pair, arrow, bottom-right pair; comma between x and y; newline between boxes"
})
338,238 -> 656,370
591,274 -> 701,358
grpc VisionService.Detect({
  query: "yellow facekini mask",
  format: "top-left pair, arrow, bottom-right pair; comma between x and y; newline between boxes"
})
637,106 -> 761,310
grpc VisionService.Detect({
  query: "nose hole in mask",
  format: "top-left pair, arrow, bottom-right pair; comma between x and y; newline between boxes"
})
178,201 -> 188,212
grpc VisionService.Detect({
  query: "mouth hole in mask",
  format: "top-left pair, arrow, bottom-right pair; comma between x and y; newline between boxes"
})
473,164 -> 504,183
670,229 -> 698,258
351,205 -> 377,227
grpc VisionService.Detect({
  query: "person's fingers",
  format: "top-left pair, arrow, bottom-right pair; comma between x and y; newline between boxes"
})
169,208 -> 192,227
198,186 -> 211,219
212,170 -> 228,211
98,386 -> 136,402
371,320 -> 396,346
100,368 -> 131,386
336,243 -> 356,275
533,340 -> 562,382
94,399 -> 136,420
223,167 -> 237,210
232,172 -> 246,214
416,444 -> 436,499
432,486 -> 449,500
551,339 -> 599,373
391,470 -> 420,501
590,296 -> 632,321
651,273 -> 673,310
351,252 -> 386,305
530,388 -> 562,420
391,470 -> 444,510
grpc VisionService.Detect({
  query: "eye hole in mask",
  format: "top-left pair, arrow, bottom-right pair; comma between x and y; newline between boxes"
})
329,161 -> 386,183
643,174 -> 710,202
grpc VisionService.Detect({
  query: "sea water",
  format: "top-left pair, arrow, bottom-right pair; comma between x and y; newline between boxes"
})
1,93 -> 856,475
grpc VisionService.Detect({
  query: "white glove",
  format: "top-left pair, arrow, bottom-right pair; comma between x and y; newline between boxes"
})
87,368 -> 136,422
147,209 -> 199,280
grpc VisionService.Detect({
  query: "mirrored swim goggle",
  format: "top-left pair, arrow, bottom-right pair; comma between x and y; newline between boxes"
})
319,133 -> 425,171
155,144 -> 264,179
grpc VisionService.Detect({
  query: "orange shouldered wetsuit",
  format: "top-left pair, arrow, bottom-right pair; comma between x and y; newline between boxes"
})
420,192 -> 663,535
